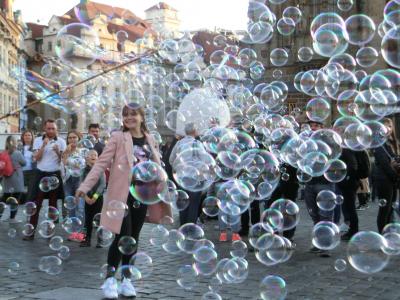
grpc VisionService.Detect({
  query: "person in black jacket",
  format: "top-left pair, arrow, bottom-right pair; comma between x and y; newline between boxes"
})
374,118 -> 399,233
266,164 -> 299,242
338,148 -> 361,241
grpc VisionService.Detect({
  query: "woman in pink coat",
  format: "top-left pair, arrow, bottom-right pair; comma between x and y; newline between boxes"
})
76,103 -> 171,299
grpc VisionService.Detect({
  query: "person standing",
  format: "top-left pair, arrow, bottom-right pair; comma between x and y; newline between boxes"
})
356,178 -> 370,210
20,130 -> 36,204
169,123 -> 203,226
62,130 -> 84,242
266,163 -> 299,243
79,150 -> 106,248
0,136 -> 26,222
24,119 -> 66,240
304,121 -> 335,257
338,148 -> 363,241
76,103 -> 171,299
88,123 -> 105,156
374,118 -> 399,233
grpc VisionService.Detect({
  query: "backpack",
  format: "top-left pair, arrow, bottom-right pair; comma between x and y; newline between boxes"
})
355,150 -> 371,179
0,151 -> 14,177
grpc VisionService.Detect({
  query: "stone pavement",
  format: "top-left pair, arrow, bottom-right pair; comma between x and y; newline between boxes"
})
0,200 -> 399,300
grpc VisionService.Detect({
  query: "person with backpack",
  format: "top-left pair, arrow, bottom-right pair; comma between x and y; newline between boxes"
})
0,136 -> 26,222
373,118 -> 400,233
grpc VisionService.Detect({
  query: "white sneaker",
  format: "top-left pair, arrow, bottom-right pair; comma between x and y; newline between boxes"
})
101,277 -> 118,299
119,278 -> 136,297
339,223 -> 349,232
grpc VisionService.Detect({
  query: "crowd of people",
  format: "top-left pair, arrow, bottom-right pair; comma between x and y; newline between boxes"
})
0,103 -> 399,299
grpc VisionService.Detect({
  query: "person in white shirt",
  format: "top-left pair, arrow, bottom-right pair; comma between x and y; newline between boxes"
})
24,119 -> 67,241
20,130 -> 36,204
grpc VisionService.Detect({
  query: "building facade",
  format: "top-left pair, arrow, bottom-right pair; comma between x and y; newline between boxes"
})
0,0 -> 26,133
250,0 -> 387,122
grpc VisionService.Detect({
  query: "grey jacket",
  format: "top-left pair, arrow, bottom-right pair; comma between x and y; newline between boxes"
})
2,150 -> 26,193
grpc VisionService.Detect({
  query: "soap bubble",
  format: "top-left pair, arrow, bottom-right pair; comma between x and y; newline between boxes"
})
177,265 -> 198,290
345,14 -> 376,46
312,221 -> 341,250
347,231 -> 390,274
316,190 -> 337,211
49,236 -> 64,251
334,259 -> 347,272
270,48 -> 289,67
298,47 -> 314,62
260,275 -> 287,300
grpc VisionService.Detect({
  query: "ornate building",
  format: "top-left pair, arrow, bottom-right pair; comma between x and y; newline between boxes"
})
250,0 -> 387,122
0,0 -> 26,133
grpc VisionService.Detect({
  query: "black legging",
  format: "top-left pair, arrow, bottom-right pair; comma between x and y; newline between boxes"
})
376,180 -> 396,233
0,193 -> 22,219
84,197 -> 103,241
107,194 -> 147,278
340,187 -> 358,234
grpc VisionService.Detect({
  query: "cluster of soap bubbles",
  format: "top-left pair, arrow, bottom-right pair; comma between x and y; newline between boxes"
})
7,0 -> 400,298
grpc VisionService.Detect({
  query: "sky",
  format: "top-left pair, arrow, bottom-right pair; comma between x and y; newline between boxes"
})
13,0 -> 249,30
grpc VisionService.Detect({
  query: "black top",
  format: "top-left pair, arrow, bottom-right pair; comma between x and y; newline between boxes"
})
132,136 -> 146,147
132,136 -> 151,163
373,143 -> 398,183
337,148 -> 359,190
93,141 -> 105,156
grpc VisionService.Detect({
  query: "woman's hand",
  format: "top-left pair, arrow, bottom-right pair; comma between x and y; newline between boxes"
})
75,190 -> 86,200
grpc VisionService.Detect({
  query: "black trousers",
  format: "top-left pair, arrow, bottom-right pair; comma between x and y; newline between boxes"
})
358,193 -> 369,206
0,193 -> 22,219
376,180 -> 396,233
107,194 -> 147,278
340,186 -> 359,234
179,190 -> 202,225
266,182 -> 299,240
84,197 -> 103,241
240,200 -> 260,232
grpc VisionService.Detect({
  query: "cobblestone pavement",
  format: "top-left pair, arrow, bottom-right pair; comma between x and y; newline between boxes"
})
0,200 -> 399,300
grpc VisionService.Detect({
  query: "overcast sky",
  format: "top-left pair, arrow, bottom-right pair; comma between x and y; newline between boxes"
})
14,0 -> 249,30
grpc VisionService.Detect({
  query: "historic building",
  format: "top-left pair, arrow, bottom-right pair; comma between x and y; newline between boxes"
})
250,0 -> 387,122
24,1 -> 180,133
0,0 -> 26,133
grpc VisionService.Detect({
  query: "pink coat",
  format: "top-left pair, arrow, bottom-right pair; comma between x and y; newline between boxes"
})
78,131 -> 172,234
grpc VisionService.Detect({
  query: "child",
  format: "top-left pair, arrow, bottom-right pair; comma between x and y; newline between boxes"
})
80,150 -> 106,247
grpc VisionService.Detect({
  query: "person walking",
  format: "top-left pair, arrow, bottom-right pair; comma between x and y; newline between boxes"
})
76,103 -> 171,299
374,118 -> 399,233
0,136 -> 26,222
24,119 -> 66,240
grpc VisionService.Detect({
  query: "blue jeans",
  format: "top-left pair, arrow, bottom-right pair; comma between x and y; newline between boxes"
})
64,176 -> 84,222
304,183 -> 335,225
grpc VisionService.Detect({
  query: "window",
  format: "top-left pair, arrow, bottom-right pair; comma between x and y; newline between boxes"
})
48,41 -> 52,52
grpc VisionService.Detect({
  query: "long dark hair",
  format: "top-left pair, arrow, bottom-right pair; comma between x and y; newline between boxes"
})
66,130 -> 82,145
122,104 -> 148,133
383,117 -> 399,155
5,136 -> 17,154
